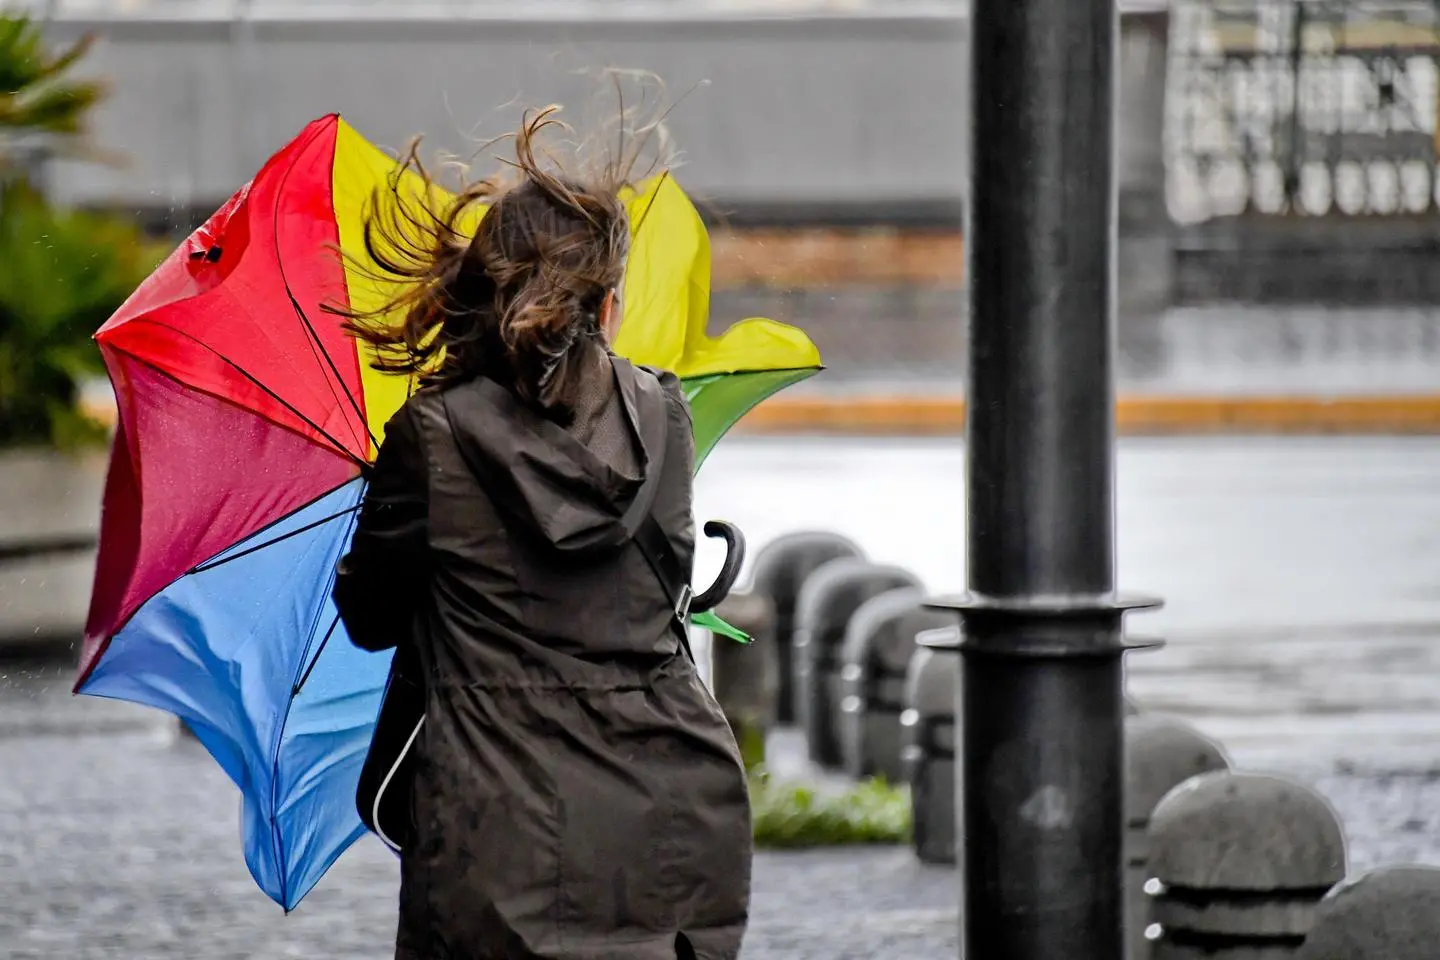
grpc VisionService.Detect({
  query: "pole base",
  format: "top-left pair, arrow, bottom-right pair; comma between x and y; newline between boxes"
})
919,591 -> 1162,959
921,592 -> 1164,658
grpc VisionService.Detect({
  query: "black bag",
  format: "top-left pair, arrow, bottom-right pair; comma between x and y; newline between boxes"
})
356,640 -> 425,854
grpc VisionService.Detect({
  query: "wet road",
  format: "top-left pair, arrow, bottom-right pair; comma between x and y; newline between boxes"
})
7,436 -> 1440,958
696,436 -> 1440,769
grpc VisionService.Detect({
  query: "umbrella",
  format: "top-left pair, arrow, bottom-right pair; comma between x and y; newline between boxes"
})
74,114 -> 821,911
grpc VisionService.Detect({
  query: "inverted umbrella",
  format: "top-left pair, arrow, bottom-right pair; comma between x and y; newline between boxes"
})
75,114 -> 821,910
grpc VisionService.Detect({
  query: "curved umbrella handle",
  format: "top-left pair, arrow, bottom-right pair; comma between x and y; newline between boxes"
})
691,520 -> 746,613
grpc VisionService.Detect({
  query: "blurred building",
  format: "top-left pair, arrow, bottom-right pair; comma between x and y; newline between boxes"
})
23,0 -> 1440,393
1167,1 -> 1440,299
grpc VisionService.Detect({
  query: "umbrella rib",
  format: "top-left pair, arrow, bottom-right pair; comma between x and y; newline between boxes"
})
190,503 -> 362,575
290,610 -> 342,697
267,487 -> 354,910
127,320 -> 367,469
286,282 -> 380,456
214,349 -> 364,467
631,169 -> 670,238
267,130 -> 382,458
290,502 -> 358,697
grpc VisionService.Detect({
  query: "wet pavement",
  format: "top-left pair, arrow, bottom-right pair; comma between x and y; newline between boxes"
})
697,437 -> 1440,762
8,436 -> 1440,958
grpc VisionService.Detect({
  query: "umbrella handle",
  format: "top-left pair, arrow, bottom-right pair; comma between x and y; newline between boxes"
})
691,520 -> 746,613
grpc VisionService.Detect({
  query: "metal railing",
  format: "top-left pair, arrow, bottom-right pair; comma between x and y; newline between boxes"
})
1166,0 -> 1440,221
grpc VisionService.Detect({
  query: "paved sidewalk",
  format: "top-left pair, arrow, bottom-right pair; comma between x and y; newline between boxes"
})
5,661 -> 1440,960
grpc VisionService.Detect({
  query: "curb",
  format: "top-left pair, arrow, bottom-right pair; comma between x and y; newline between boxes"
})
736,395 -> 1440,436
82,393 -> 1440,436
0,633 -> 79,664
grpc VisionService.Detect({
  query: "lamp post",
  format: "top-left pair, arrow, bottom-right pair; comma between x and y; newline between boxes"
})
924,0 -> 1159,956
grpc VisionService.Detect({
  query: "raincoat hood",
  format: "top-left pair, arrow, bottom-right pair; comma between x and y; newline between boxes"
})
441,356 -> 670,556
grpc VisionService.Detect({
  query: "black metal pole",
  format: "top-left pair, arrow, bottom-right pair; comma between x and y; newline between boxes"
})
924,0 -> 1158,957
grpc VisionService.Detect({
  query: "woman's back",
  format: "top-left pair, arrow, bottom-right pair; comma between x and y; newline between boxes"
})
414,353 -> 695,677
332,106 -> 753,960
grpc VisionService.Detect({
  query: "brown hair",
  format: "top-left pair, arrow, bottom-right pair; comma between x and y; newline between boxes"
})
334,104 -> 649,425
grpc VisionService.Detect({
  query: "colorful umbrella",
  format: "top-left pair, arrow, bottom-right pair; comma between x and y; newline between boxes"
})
75,114 -> 821,910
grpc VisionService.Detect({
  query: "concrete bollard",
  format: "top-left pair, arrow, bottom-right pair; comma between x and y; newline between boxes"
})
1295,864 -> 1440,960
1147,771 -> 1347,958
707,591 -> 779,773
745,531 -> 865,724
899,627 -> 960,865
1125,715 -> 1232,960
793,557 -> 921,768
837,587 -> 951,783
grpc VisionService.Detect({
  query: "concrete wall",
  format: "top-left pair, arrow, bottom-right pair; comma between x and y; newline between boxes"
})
0,451 -> 105,648
37,8 -> 1176,224
40,12 -> 971,222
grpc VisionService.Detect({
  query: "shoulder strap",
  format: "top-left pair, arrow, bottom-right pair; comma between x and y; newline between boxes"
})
632,513 -> 696,664
628,369 -> 696,664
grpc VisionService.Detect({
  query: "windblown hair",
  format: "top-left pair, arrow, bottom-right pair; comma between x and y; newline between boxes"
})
334,103 -> 663,425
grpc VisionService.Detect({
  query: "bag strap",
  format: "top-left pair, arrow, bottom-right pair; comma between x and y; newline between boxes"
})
632,513 -> 696,664
626,376 -> 696,664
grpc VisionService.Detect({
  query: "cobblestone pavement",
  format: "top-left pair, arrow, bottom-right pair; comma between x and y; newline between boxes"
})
5,662 -> 1440,960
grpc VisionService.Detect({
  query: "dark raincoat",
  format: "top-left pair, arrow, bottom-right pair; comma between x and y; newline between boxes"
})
333,355 -> 753,960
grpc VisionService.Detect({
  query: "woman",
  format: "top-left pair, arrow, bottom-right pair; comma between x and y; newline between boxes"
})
331,107 -> 753,960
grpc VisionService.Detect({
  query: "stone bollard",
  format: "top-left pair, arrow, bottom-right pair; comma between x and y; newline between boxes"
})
837,587 -> 951,783
793,557 -> 921,768
707,591 -> 779,773
1125,715 -> 1232,960
746,532 -> 865,724
1147,771 -> 1347,958
899,627 -> 960,865
1295,864 -> 1440,960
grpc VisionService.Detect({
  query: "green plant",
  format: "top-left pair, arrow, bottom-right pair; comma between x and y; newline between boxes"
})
0,12 -> 158,448
0,179 -> 162,448
750,771 -> 913,848
732,719 -> 767,774
0,12 -> 105,165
